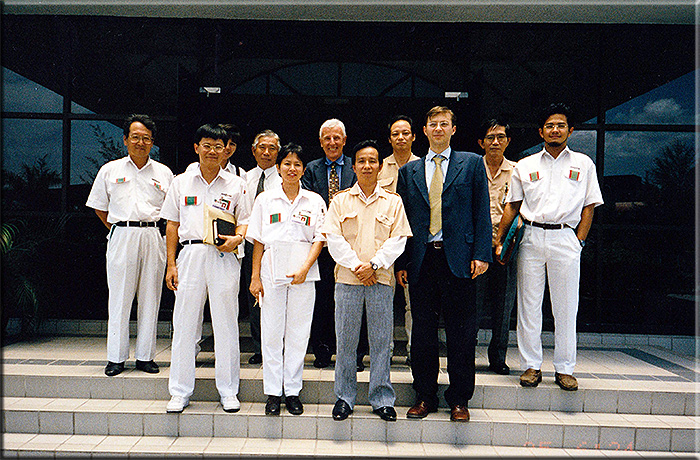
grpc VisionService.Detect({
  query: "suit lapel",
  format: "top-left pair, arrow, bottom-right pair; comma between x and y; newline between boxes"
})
443,152 -> 464,191
411,158 -> 430,205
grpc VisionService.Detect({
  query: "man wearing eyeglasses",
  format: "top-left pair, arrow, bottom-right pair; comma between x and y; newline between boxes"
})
86,114 -> 174,377
475,118 -> 517,376
160,123 -> 249,413
496,103 -> 603,391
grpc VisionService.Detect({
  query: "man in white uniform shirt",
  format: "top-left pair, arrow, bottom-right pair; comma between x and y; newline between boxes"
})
86,114 -> 173,377
160,124 -> 249,413
496,103 -> 603,391
242,130 -> 283,365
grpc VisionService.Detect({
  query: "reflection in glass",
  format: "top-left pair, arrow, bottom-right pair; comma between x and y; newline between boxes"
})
2,67 -> 63,113
1,119 -> 63,212
606,70 -> 696,125
71,121 -> 160,186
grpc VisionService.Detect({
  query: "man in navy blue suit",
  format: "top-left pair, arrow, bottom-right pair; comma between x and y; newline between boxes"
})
396,106 -> 492,422
301,119 -> 361,369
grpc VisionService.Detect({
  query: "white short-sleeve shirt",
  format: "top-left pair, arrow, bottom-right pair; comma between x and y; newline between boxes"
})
86,156 -> 174,224
507,147 -> 603,228
246,187 -> 327,250
160,166 -> 249,242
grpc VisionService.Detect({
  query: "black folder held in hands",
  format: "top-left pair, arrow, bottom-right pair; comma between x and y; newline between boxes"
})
213,219 -> 238,246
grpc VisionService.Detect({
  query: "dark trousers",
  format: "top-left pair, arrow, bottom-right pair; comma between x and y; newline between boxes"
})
242,241 -> 261,354
409,245 -> 477,408
310,247 -> 368,360
475,246 -> 517,365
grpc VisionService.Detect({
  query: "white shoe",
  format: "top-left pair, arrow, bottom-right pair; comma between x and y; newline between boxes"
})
166,396 -> 189,413
221,395 -> 241,413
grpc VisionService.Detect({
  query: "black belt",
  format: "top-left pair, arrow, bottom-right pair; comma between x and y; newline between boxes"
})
427,241 -> 444,249
522,218 -> 566,230
114,221 -> 156,227
181,239 -> 204,245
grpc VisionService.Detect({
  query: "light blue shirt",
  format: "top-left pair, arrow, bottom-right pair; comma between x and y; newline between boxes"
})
425,147 -> 451,242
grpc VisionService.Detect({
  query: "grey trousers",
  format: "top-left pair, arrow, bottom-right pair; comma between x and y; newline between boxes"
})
334,283 -> 395,410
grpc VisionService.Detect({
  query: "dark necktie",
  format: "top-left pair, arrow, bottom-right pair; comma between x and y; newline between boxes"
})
328,163 -> 339,201
256,171 -> 265,197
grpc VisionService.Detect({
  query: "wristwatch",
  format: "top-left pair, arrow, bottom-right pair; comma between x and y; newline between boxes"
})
579,239 -> 586,248
370,261 -> 379,271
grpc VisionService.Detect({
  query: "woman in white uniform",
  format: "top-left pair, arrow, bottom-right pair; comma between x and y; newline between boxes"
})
247,143 -> 327,416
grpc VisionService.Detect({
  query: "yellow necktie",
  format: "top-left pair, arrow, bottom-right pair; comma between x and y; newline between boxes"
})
429,155 -> 444,235
329,163 -> 339,201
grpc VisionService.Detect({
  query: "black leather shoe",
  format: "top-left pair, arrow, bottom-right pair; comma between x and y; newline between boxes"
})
265,395 -> 281,415
488,362 -> 510,375
104,361 -> 124,376
332,399 -> 353,421
135,360 -> 159,374
285,395 -> 304,415
373,406 -> 397,422
356,355 -> 365,372
248,353 -> 263,365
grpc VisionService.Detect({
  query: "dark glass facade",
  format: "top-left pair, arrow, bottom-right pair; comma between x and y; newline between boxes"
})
1,14 -> 696,334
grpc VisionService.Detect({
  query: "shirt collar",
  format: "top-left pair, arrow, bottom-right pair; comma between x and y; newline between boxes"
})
541,146 -> 572,161
126,155 -> 151,170
349,182 -> 384,203
427,147 -> 451,162
325,156 -> 345,166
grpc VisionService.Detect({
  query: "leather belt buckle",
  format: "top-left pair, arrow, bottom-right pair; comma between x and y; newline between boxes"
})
431,241 -> 444,250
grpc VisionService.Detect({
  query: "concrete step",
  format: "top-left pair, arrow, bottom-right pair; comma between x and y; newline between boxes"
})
3,359 -> 697,416
6,433 -> 694,458
3,396 -> 697,452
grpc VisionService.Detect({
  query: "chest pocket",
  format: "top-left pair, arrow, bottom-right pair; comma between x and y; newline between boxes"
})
106,176 -> 133,210
339,211 -> 358,242
182,195 -> 202,207
374,213 -> 395,242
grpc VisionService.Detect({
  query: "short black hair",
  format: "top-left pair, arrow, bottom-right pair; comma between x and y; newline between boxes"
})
194,124 -> 227,144
388,115 -> 413,134
218,123 -> 242,146
123,114 -> 156,139
350,139 -> 384,164
277,142 -> 311,166
539,103 -> 573,127
478,118 -> 511,140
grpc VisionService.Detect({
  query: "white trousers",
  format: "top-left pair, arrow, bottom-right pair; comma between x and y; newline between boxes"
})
260,251 -> 315,397
169,244 -> 240,399
516,225 -> 582,375
106,226 -> 166,363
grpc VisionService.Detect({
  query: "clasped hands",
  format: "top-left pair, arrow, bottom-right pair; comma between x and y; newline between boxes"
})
353,262 -> 377,286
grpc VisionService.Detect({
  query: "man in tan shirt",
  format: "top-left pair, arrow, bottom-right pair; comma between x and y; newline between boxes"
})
475,118 -> 517,375
377,115 -> 420,365
321,140 -> 412,423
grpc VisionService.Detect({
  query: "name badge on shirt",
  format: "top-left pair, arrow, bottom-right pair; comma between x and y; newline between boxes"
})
568,168 -> 581,181
213,193 -> 233,211
185,196 -> 198,206
291,211 -> 312,226
270,213 -> 282,224
116,177 -> 127,184
152,179 -> 163,191
529,171 -> 541,182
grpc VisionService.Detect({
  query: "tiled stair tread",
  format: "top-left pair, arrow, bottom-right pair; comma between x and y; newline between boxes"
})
4,433 -> 695,457
4,396 -> 698,427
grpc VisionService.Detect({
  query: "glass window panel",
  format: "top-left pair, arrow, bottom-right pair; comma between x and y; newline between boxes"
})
233,76 -> 268,95
276,63 -> 338,97
341,63 -> 404,97
606,70 -> 696,125
2,119 -> 63,212
71,101 -> 95,114
2,67 -> 63,113
71,120 -> 161,186
599,131 -> 694,333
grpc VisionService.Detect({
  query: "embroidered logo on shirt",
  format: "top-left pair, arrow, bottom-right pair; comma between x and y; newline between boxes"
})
529,172 -> 541,182
568,169 -> 581,181
185,196 -> 198,206
116,177 -> 126,184
270,213 -> 281,223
